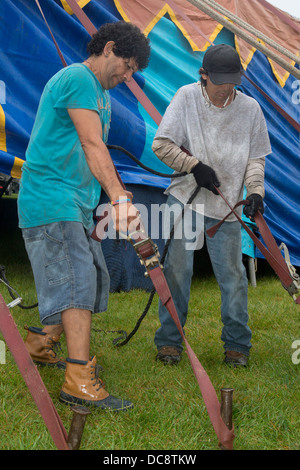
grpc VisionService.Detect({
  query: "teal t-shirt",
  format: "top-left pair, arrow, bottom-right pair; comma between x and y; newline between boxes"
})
18,64 -> 111,230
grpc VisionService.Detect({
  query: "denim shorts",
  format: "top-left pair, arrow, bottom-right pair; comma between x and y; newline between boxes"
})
22,221 -> 110,325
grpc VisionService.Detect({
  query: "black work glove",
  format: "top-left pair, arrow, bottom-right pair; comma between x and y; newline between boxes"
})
243,193 -> 264,220
191,161 -> 220,195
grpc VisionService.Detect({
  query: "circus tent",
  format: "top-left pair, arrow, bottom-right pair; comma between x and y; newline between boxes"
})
1,0 -> 299,290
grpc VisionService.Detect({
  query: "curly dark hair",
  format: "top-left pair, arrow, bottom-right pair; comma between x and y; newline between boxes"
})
87,21 -> 151,71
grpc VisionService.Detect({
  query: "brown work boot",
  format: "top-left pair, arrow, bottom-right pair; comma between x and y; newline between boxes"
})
59,356 -> 133,411
24,326 -> 66,369
224,350 -> 249,367
156,346 -> 182,365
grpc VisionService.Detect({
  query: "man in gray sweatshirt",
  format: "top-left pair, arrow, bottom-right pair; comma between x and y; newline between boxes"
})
153,44 -> 271,367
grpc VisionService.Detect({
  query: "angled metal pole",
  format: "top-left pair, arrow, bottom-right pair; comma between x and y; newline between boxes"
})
0,294 -> 70,450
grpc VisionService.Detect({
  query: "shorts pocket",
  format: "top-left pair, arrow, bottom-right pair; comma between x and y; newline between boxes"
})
43,224 -> 72,286
45,258 -> 71,286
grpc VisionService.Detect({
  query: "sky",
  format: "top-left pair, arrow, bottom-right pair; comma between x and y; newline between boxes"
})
267,0 -> 300,19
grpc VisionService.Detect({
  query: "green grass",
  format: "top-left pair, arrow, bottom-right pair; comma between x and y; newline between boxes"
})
0,197 -> 299,450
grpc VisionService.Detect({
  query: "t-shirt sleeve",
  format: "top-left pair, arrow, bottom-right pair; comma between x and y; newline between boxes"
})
249,103 -> 272,159
52,66 -> 100,113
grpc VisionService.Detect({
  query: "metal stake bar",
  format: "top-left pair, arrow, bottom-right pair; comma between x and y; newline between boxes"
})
67,406 -> 91,450
220,388 -> 234,450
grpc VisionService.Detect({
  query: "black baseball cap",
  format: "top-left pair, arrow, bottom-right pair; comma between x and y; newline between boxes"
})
202,44 -> 242,85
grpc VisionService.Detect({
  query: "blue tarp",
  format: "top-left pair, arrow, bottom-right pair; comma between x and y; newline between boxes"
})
1,0 -> 299,276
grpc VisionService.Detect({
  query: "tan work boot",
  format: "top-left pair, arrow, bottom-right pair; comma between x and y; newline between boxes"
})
59,356 -> 133,411
24,326 -> 66,369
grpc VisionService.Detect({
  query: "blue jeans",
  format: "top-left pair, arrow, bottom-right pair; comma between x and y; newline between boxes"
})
154,195 -> 251,356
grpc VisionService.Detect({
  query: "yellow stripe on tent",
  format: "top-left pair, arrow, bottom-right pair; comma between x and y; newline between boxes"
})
235,36 -> 256,73
11,157 -> 24,179
0,105 -> 7,152
113,0 -> 131,23
0,105 -> 23,178
144,4 -> 200,51
60,0 -> 91,16
114,1 -> 224,52
235,36 -> 295,88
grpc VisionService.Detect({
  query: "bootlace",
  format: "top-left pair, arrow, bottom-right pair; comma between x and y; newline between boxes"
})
90,364 -> 106,392
45,336 -> 63,358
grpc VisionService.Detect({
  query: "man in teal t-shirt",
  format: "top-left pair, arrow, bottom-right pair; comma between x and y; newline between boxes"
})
18,22 -> 150,412
18,63 -> 111,230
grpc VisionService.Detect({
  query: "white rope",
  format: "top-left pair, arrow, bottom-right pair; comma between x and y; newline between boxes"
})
186,0 -> 300,80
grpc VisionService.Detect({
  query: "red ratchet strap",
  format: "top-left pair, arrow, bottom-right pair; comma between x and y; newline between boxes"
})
35,0 -> 68,67
0,294 -> 70,450
206,188 -> 300,305
91,211 -> 235,450
242,73 -> 300,133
